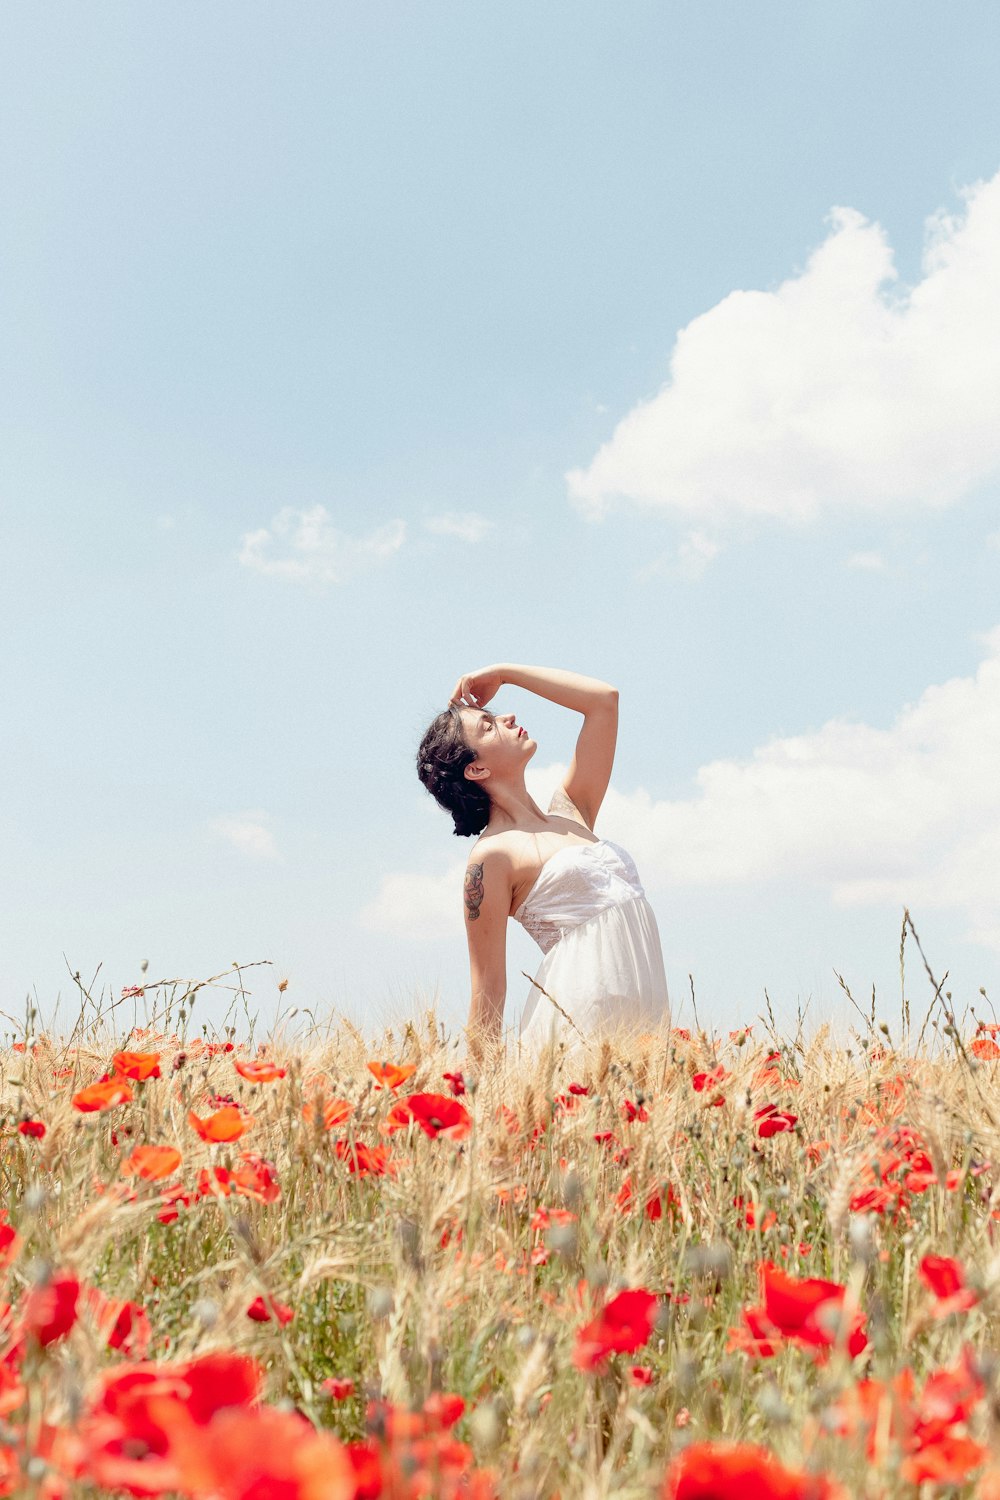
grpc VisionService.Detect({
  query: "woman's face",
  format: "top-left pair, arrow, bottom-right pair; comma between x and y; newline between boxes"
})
458,705 -> 535,781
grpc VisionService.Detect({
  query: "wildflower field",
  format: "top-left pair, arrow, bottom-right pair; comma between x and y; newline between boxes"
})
4,952 -> 1000,1499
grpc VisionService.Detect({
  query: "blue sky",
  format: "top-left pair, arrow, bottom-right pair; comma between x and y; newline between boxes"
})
2,4 -> 998,1040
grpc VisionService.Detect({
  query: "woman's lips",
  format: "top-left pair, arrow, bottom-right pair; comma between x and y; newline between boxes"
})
519,727 -> 526,737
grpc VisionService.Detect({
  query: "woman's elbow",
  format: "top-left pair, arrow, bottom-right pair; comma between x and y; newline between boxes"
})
468,987 -> 506,1030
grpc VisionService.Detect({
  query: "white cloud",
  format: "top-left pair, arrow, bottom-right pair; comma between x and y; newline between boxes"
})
210,812 -> 282,862
238,506 -> 406,585
357,861 -> 467,942
636,529 -> 720,583
594,627 -> 1000,951
846,550 -> 886,572
634,553 -> 671,583
568,170 -> 1000,528
423,511 -> 495,543
678,530 -> 721,579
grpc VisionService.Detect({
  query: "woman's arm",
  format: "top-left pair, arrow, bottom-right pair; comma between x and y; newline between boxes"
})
463,845 -> 512,1063
451,663 -> 617,714
498,664 -> 618,713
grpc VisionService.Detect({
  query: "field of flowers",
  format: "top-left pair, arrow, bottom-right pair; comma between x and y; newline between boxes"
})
4,957 -> 1000,1498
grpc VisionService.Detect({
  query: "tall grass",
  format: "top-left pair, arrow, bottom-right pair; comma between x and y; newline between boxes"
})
2,933 -> 1000,1497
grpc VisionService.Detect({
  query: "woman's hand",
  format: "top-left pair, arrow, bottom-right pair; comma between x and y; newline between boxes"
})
449,665 -> 505,709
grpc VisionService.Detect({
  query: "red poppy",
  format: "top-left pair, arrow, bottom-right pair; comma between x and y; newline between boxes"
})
854,1074 -> 908,1126
85,1288 -> 151,1357
324,1377 -> 355,1400
158,1182 -> 192,1223
630,1365 -> 654,1385
422,1391 -> 468,1431
573,1288 -> 659,1372
334,1139 -> 396,1177
442,1071 -> 466,1096
367,1060 -> 417,1090
125,1144 -> 183,1181
164,1404 -> 358,1498
0,1363 -> 25,1420
72,1078 -> 134,1112
105,1301 -> 150,1356
197,1166 -> 233,1199
303,1092 -> 354,1129
384,1092 -> 472,1141
692,1066 -> 728,1094
900,1432 -> 988,1486
616,1175 -> 678,1220
212,1356 -> 280,1428
231,1152 -> 281,1204
188,1106 -> 251,1143
765,1262 -> 866,1350
530,1205 -> 578,1233
663,1441 -> 845,1499
77,1353 -> 269,1495
235,1059 -> 287,1083
20,1271 -> 80,1345
730,1262 -> 868,1360
970,1037 -> 1000,1060
733,1196 -> 778,1233
323,1097 -> 354,1128
919,1255 -> 979,1315
0,1214 -> 19,1265
247,1294 -> 294,1325
755,1104 -> 798,1137
620,1098 -> 650,1122
112,1050 -> 162,1081
366,1391 -> 466,1441
17,1119 -> 45,1139
828,1348 -> 986,1485
921,1345 -> 985,1425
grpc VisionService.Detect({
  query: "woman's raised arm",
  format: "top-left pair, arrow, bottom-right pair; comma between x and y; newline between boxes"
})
451,663 -> 617,714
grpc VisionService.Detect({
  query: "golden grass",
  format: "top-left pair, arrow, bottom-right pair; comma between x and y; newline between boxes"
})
3,945 -> 1000,1497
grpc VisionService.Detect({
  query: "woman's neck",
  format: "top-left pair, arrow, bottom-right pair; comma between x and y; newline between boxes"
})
484,779 -> 548,831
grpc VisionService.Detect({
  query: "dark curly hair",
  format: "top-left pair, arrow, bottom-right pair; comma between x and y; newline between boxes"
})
416,703 -> 492,838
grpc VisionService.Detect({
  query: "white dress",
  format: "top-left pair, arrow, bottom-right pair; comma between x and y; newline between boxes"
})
512,837 -> 670,1054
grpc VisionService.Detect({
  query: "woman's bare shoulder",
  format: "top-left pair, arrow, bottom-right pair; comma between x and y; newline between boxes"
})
471,812 -> 589,864
467,831 -> 518,866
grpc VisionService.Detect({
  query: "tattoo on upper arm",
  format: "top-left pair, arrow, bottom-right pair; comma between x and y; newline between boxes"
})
464,862 -> 485,921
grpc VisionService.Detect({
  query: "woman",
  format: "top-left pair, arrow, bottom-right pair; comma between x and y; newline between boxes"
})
416,662 -> 669,1059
